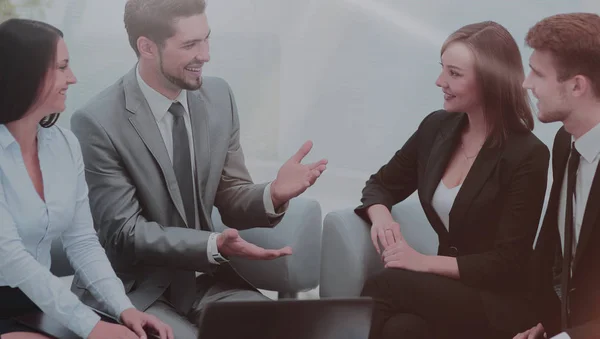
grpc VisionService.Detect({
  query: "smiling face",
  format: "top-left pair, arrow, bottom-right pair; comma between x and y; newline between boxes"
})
435,42 -> 481,113
33,38 -> 77,117
154,13 -> 211,92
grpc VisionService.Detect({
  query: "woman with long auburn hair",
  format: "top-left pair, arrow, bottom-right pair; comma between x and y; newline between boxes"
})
357,21 -> 549,338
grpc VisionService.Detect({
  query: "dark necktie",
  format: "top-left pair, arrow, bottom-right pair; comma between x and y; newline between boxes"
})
167,102 -> 198,314
169,102 -> 196,228
561,142 -> 580,330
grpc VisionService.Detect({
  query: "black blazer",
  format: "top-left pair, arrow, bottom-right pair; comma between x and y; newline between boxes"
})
530,127 -> 600,338
355,110 -> 550,332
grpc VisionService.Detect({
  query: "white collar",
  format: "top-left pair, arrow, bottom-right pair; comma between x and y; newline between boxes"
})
136,64 -> 189,122
573,121 -> 600,164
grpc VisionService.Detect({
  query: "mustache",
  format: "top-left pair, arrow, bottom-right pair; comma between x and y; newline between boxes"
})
186,60 -> 205,67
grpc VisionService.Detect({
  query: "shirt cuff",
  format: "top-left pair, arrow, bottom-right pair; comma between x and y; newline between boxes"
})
264,182 -> 288,217
551,332 -> 571,339
115,301 -> 135,322
207,232 -> 220,265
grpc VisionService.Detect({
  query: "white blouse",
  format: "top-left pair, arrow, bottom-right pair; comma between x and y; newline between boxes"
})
432,180 -> 462,230
0,124 -> 134,338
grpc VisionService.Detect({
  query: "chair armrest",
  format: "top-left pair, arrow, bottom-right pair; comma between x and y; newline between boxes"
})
50,197 -> 323,294
319,207 -> 382,298
320,194 -> 437,297
211,197 -> 322,293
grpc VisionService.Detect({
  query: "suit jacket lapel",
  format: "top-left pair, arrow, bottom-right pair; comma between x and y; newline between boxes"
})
187,89 -> 213,229
540,128 -> 570,263
547,128 -> 571,238
422,113 -> 467,234
187,90 -> 211,190
450,137 -> 502,231
574,155 -> 600,273
123,67 -> 188,227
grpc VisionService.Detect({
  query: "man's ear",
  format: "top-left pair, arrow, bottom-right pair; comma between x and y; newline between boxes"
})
571,74 -> 591,98
137,36 -> 157,59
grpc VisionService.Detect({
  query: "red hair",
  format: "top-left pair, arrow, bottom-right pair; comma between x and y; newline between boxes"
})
526,13 -> 600,98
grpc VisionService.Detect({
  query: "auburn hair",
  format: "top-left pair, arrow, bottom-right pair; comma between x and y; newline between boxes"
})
526,12 -> 600,98
442,21 -> 534,147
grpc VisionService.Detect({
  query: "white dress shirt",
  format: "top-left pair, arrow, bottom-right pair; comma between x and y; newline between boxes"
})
0,125 -> 134,338
553,121 -> 600,339
558,121 -> 600,268
432,180 -> 462,230
136,66 -> 285,264
553,331 -> 572,338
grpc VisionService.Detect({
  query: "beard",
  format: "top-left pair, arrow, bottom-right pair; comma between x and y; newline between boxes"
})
158,51 -> 202,91
537,107 -> 572,123
536,88 -> 571,123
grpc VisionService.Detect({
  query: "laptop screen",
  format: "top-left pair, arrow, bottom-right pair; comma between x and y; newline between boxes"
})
197,298 -> 373,339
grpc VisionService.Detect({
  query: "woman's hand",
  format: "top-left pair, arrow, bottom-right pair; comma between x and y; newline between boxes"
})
382,238 -> 430,272
370,220 -> 402,254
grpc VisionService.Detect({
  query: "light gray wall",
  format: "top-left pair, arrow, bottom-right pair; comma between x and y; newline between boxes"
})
19,0 -> 598,209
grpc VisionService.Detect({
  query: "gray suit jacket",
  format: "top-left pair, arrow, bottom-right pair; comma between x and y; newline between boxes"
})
70,67 -> 281,312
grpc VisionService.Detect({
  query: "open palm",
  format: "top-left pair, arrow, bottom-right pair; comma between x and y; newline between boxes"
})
217,229 -> 292,260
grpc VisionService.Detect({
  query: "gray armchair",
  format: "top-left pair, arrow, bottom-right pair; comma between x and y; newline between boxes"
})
319,191 -> 551,298
51,197 -> 323,299
319,194 -> 437,298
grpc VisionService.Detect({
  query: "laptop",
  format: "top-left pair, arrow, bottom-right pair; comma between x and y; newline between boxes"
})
197,297 -> 374,339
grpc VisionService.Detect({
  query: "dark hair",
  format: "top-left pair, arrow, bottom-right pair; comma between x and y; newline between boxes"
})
124,0 -> 207,57
0,18 -> 63,127
442,21 -> 534,147
526,13 -> 600,98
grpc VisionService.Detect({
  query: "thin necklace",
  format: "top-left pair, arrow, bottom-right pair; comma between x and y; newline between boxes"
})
460,141 -> 481,161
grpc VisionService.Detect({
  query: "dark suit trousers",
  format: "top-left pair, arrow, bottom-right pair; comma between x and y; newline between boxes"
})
361,269 -> 516,339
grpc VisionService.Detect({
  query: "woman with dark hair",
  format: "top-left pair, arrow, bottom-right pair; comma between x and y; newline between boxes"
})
0,19 -> 173,339
357,21 -> 550,339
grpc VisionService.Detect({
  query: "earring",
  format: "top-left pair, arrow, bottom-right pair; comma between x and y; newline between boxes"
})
39,113 -> 60,128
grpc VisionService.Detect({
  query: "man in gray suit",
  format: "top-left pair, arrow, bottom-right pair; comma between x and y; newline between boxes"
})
70,0 -> 327,337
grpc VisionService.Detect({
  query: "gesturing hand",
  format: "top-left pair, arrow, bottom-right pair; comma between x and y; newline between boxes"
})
217,229 -> 293,260
270,141 -> 327,208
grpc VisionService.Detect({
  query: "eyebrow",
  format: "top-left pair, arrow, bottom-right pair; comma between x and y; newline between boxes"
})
181,29 -> 211,46
440,62 -> 463,71
529,64 -> 543,76
57,58 -> 69,64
